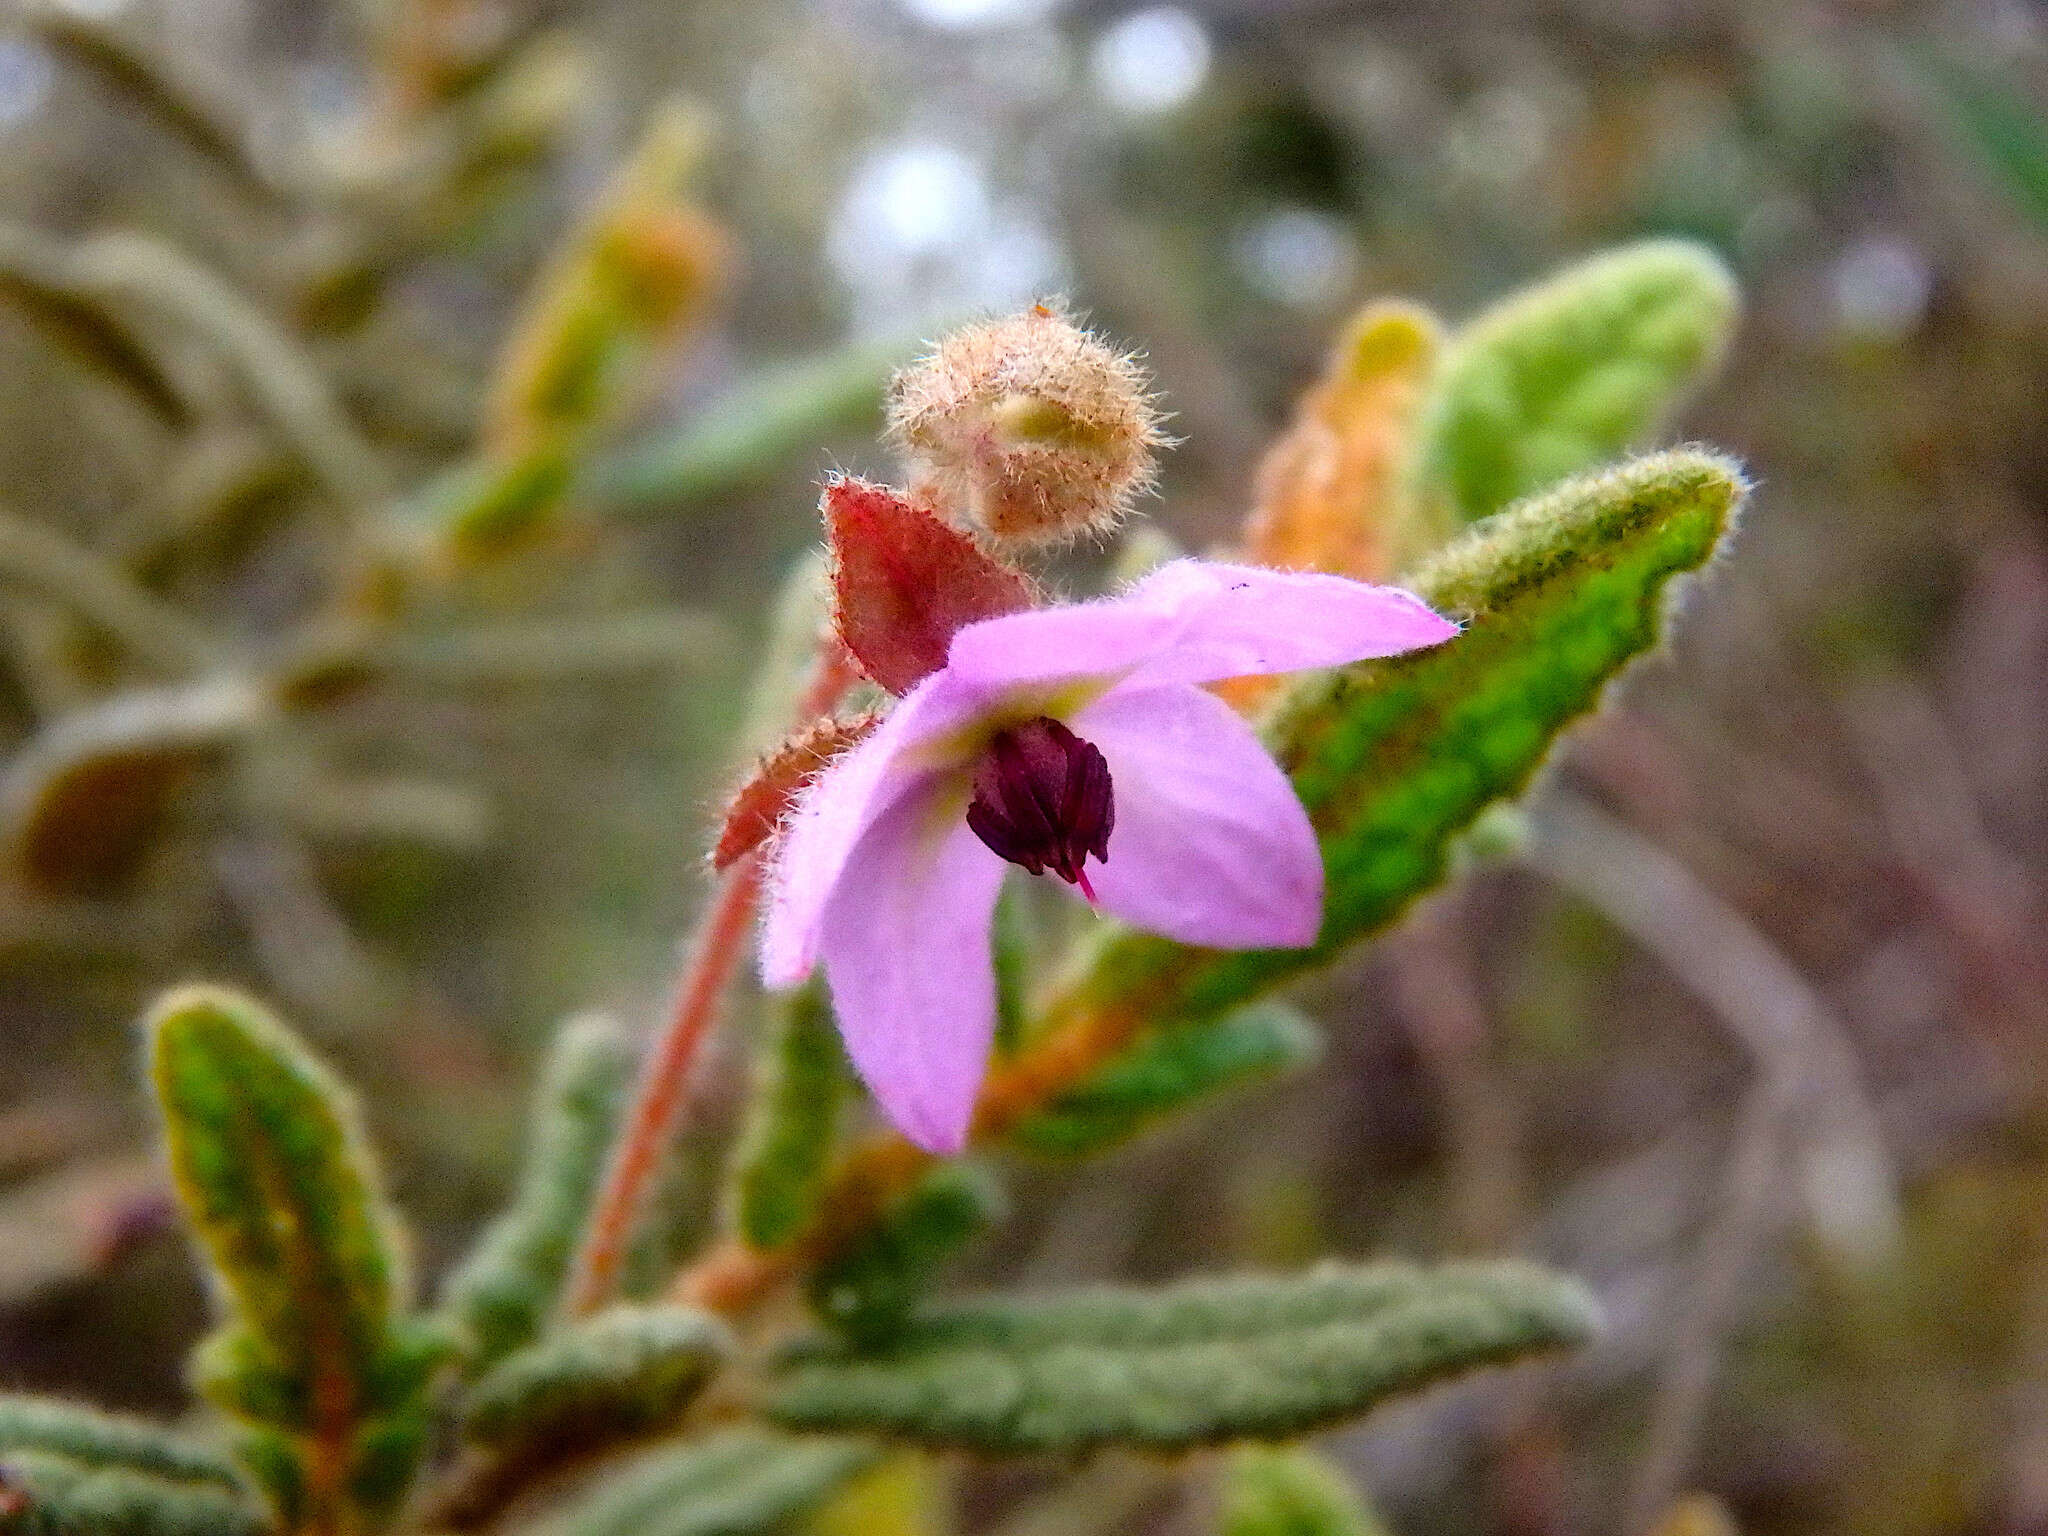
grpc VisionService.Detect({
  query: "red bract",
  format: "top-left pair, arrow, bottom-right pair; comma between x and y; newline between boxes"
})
823,476 -> 1038,696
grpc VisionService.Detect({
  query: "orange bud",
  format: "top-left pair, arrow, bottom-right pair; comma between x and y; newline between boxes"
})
1242,300 -> 1442,581
824,476 -> 1038,696
714,711 -> 881,869
886,304 -> 1165,547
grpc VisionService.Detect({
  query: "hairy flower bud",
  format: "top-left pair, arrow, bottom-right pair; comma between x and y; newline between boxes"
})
886,304 -> 1165,547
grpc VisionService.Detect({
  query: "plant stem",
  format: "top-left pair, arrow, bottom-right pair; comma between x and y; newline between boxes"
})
564,641 -> 857,1315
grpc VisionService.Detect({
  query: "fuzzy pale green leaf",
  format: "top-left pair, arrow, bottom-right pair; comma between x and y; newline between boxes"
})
0,1450 -> 267,1536
1058,449 -> 1744,1039
526,1430 -> 876,1536
0,1400 -> 243,1495
1416,241 -> 1737,524
769,1260 -> 1596,1453
458,1305 -> 731,1460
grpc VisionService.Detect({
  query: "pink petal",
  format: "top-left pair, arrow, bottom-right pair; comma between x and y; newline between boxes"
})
818,788 -> 1009,1153
945,559 -> 1457,693
758,670 -> 991,988
1068,682 -> 1323,949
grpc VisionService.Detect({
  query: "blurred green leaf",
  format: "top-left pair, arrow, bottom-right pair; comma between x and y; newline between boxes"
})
0,1449 -> 267,1536
1904,47 -> 2048,232
1010,1002 -> 1321,1159
526,1429 -> 875,1536
1219,1445 -> 1385,1536
458,1304 -> 730,1462
441,1015 -> 635,1372
806,1164 -> 1003,1350
593,335 -> 920,511
768,1261 -> 1596,1452
0,1399 -> 243,1494
733,981 -> 849,1250
1415,241 -> 1737,525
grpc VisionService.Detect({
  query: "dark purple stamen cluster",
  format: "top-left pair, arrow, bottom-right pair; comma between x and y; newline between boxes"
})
966,716 -> 1113,895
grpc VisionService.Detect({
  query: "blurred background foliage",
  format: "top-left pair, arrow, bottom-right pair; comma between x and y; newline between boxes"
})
0,0 -> 2040,1532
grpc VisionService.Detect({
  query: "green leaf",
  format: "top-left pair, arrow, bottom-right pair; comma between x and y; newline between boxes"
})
592,334 -> 923,511
458,1305 -> 731,1460
0,1450 -> 268,1536
441,1015 -> 635,1371
1903,47 -> 2048,233
1053,450 -> 1744,1046
145,985 -> 441,1530
1219,1445 -> 1385,1536
0,1399 -> 242,1494
732,982 -> 849,1250
769,1261 -> 1596,1453
526,1429 -> 875,1536
807,1164 -> 1002,1350
1415,241 -> 1737,525
1010,1002 -> 1321,1159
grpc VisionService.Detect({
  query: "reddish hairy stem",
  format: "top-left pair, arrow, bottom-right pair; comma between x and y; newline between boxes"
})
564,642 -> 857,1315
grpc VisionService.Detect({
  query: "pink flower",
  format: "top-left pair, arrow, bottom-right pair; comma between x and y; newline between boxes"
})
759,559 -> 1459,1153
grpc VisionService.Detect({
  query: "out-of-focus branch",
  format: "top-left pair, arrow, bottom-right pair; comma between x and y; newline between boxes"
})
1842,672 -> 2048,1052
1622,1082 -> 1794,1536
0,505 -> 217,672
1526,791 -> 1902,1524
1527,791 -> 1898,1261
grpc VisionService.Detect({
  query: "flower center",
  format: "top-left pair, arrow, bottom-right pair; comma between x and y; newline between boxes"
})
965,716 -> 1114,899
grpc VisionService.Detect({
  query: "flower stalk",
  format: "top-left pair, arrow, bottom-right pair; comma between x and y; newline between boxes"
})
564,639 -> 859,1315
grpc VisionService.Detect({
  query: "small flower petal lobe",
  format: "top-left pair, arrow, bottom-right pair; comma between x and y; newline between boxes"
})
819,791 -> 1009,1154
1068,682 -> 1323,948
759,670 -> 990,988
944,559 -> 1456,693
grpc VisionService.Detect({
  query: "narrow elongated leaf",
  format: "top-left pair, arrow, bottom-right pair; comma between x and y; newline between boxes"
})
732,982 -> 849,1249
458,1305 -> 730,1459
1009,1003 -> 1320,1159
594,336 -> 917,511
527,1430 -> 875,1536
1219,1445 -> 1384,1536
0,1399 -> 242,1492
1415,241 -> 1737,525
146,986 -> 441,1529
441,1016 -> 634,1371
1904,47 -> 2048,233
0,1450 -> 267,1536
1017,451 -> 1743,1088
769,1261 -> 1595,1453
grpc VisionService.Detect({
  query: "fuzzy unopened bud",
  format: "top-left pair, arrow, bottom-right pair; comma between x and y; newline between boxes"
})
886,304 -> 1164,547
